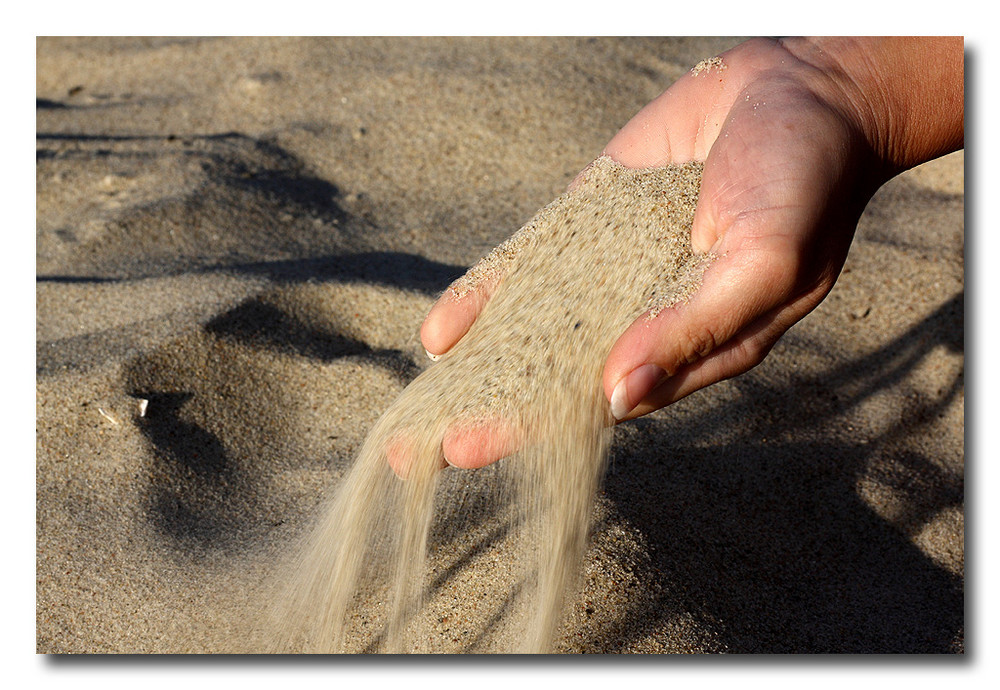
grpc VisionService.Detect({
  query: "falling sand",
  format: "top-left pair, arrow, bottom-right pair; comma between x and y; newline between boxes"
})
264,156 -> 711,653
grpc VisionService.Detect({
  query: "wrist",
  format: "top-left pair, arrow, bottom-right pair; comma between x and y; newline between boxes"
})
781,37 -> 964,178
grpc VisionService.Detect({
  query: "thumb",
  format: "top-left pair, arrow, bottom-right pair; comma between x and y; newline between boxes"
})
422,222 -> 535,357
422,163 -> 590,358
603,240 -> 813,421
421,273 -> 500,358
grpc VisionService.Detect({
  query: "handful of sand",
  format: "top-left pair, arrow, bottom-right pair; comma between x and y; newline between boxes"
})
267,157 -> 710,653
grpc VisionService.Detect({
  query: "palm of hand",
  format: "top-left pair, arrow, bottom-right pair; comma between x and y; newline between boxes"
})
420,38 -> 875,468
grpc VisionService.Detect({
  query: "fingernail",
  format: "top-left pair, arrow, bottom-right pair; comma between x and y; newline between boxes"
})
610,364 -> 666,420
425,349 -> 441,362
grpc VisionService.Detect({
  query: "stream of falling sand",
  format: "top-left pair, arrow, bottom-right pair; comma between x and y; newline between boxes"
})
267,157 -> 709,653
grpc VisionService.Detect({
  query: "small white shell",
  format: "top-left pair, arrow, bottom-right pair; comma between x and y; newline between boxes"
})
97,407 -> 120,425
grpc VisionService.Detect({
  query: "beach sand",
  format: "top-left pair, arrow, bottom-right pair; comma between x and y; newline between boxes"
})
36,37 -> 964,654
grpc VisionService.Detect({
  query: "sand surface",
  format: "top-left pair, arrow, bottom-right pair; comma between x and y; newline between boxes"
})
36,37 -> 964,654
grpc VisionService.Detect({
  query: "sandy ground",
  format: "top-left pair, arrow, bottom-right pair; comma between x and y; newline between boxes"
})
35,37 -> 964,654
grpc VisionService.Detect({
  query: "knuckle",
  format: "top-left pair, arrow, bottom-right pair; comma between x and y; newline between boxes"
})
675,325 -> 719,367
734,336 -> 772,370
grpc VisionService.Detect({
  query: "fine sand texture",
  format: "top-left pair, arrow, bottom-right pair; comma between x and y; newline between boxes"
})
36,37 -> 964,654
267,159 -> 710,654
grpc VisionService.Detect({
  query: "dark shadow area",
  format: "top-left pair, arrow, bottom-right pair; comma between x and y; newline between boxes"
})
36,98 -> 68,110
35,275 -> 120,284
596,437 -> 962,653
205,297 -> 421,384
226,251 -> 468,296
589,292 -> 964,653
688,292 -> 963,443
35,251 -> 467,377
128,391 -> 268,551
119,288 -> 432,552
36,250 -> 468,295
34,97 -> 176,119
205,134 -> 347,222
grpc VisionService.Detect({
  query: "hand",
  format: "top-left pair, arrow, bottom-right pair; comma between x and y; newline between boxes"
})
419,37 -> 963,468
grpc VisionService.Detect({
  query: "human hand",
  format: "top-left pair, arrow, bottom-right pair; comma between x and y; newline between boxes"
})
419,37 -> 963,468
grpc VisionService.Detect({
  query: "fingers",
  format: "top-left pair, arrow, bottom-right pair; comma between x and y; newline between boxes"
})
386,434 -> 449,479
613,287 -> 824,421
421,40 -> 776,359
603,238 -> 824,421
441,417 -> 522,469
420,274 -> 500,357
601,47 -> 863,422
385,418 -> 522,478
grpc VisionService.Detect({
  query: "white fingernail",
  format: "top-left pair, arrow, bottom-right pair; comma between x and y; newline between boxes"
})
610,379 -> 630,421
426,349 -> 441,362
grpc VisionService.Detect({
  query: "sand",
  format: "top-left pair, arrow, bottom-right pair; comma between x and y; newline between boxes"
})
36,37 -> 964,654
267,159 -> 709,654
